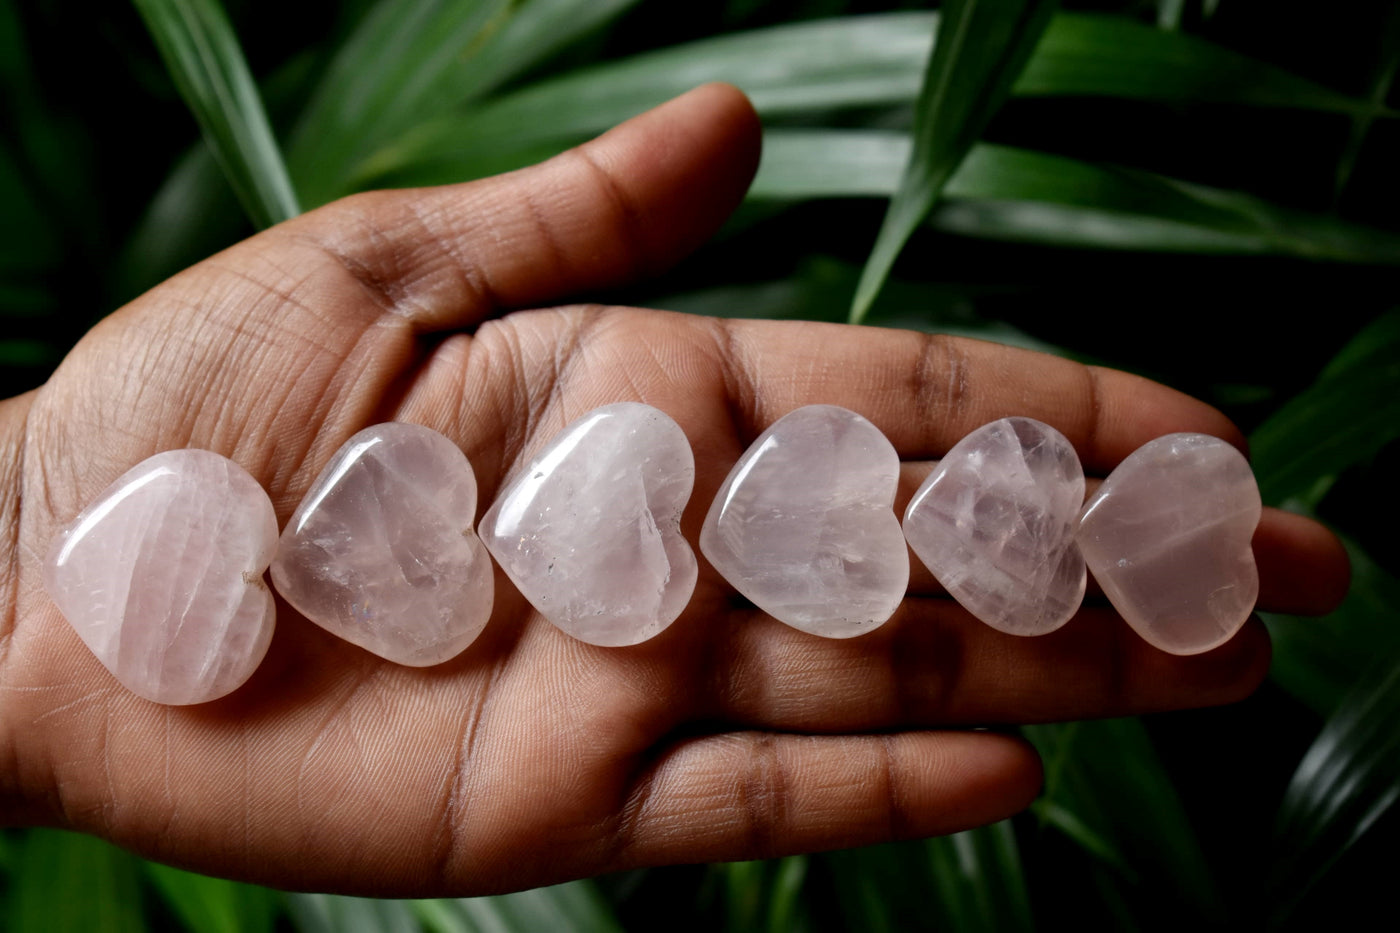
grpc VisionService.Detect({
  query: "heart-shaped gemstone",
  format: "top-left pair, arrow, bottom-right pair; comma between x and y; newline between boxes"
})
271,423 -> 494,666
480,403 -> 696,647
904,417 -> 1086,635
701,405 -> 907,638
1078,433 -> 1260,655
43,450 -> 278,705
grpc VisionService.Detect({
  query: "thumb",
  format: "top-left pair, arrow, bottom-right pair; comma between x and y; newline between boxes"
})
277,81 -> 762,331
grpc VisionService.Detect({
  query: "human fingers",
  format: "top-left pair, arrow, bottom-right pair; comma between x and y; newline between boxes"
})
399,307 -> 1238,506
605,729 -> 1040,870
697,601 -> 1271,733
693,316 -> 1244,472
401,305 -> 1343,620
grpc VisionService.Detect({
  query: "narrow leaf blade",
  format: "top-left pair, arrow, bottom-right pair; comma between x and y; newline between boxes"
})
1021,13 -> 1379,113
131,0 -> 299,227
1251,309 -> 1400,506
449,0 -> 645,101
284,893 -> 421,933
822,825 -> 1030,933
145,863 -> 278,933
925,822 -> 1033,933
1027,719 -> 1224,922
1268,657 -> 1400,923
6,830 -> 146,933
851,0 -> 1057,322
286,0 -> 515,207
751,131 -> 1400,262
364,11 -> 1380,195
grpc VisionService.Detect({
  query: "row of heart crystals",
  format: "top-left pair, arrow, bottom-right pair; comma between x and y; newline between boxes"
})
904,417 -> 1260,656
44,404 -> 1260,706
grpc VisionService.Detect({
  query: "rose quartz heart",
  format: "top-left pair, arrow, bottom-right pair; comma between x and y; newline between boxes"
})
271,423 -> 494,666
480,403 -> 696,647
701,405 -> 908,638
43,450 -> 278,705
904,417 -> 1086,636
1078,433 -> 1260,655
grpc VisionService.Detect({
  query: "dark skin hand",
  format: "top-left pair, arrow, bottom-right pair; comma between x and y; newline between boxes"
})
0,85 -> 1349,895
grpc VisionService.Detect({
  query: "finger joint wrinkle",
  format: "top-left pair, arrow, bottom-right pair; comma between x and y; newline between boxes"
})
568,147 -> 652,281
879,734 -> 908,843
708,318 -> 759,446
913,333 -> 969,435
433,657 -> 503,888
742,732 -> 788,858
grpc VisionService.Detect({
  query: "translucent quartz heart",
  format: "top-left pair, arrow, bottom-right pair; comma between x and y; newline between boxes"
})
43,450 -> 278,705
701,405 -> 908,638
904,417 -> 1086,636
480,403 -> 697,647
271,423 -> 494,666
1078,433 -> 1261,655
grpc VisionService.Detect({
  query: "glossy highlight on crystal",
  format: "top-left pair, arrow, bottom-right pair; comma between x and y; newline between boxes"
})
43,450 -> 278,705
1078,433 -> 1261,655
701,405 -> 908,638
904,417 -> 1086,636
480,403 -> 697,647
271,423 -> 494,666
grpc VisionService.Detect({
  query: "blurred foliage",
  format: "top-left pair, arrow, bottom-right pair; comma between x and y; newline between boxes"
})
2,0 -> 1399,929
850,0 -> 1060,321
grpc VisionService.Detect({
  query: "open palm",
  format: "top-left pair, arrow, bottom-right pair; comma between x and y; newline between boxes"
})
0,85 -> 1348,895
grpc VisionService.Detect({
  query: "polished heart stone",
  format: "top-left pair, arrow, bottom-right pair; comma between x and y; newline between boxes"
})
43,450 -> 278,705
480,403 -> 696,647
701,405 -> 908,638
904,417 -> 1086,636
1078,433 -> 1261,655
271,423 -> 494,666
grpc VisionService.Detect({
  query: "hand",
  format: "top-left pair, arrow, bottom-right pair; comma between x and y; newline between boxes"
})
0,84 -> 1348,895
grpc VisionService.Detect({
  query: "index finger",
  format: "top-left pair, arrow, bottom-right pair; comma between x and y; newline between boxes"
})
702,316 -> 1244,473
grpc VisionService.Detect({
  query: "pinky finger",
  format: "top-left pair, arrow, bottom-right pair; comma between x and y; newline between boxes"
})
610,730 -> 1042,868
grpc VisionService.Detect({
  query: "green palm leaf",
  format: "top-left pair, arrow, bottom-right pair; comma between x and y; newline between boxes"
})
286,0 -> 515,208
851,0 -> 1058,322
131,0 -> 299,227
1251,309 -> 1400,506
752,132 -> 1400,262
145,863 -> 278,933
287,0 -> 644,208
6,830 -> 146,933
1027,719 -> 1224,923
823,823 -> 1031,932
364,11 -> 1377,189
1268,659 -> 1400,925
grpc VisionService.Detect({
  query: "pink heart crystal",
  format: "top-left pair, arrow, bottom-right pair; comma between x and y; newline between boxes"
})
904,417 -> 1086,636
480,403 -> 697,647
701,405 -> 908,638
43,450 -> 278,705
1078,433 -> 1261,655
271,423 -> 494,666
